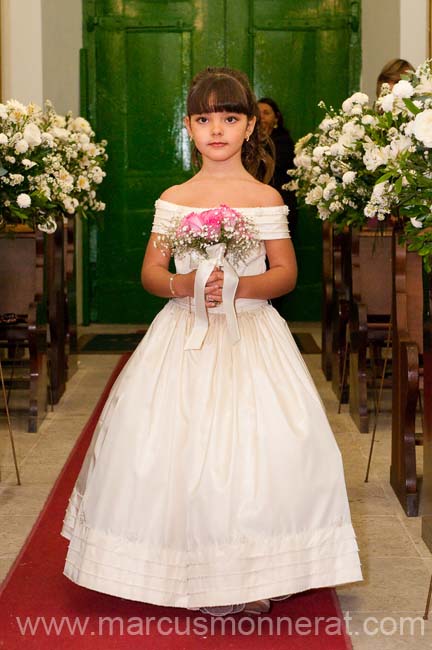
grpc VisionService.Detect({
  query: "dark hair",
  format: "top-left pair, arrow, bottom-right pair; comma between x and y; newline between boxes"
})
187,67 -> 275,183
376,58 -> 415,97
258,97 -> 285,131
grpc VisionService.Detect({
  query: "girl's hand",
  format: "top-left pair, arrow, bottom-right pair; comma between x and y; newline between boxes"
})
205,268 -> 224,308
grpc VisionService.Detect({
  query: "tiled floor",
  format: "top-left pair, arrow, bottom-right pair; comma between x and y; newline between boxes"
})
1,322 -> 431,648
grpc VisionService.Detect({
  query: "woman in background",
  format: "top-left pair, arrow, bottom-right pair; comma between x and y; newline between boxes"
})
258,97 -> 297,239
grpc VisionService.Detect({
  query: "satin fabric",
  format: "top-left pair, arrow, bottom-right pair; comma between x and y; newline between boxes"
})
62,201 -> 362,608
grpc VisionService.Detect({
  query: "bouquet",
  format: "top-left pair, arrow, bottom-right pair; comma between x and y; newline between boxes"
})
155,205 -> 259,350
0,99 -> 107,234
155,204 -> 259,265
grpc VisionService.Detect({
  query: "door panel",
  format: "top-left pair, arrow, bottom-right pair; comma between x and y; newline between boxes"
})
83,0 -> 360,323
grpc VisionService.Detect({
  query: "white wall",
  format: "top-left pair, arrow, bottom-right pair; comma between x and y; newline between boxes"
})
41,0 -> 82,115
362,0 -> 429,100
1,0 -> 44,104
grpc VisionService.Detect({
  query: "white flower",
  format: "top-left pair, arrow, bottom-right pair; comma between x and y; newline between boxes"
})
342,92 -> 369,115
323,179 -> 337,201
21,158 -> 36,169
412,109 -> 432,147
77,175 -> 90,191
37,216 -> 57,234
0,133 -> 8,144
17,193 -> 31,208
293,152 -> 312,169
312,145 -> 327,161
342,121 -> 365,140
23,123 -> 42,147
389,134 -> 413,157
361,114 -> 377,126
9,174 -> 24,186
49,126 -> 69,141
0,104 -> 7,120
319,117 -> 339,132
392,80 -> 414,98
416,76 -> 432,94
342,171 -> 357,185
15,139 -> 29,154
380,93 -> 395,112
69,117 -> 92,134
305,186 -> 323,204
363,144 -> 389,171
294,133 -> 313,156
410,217 -> 423,228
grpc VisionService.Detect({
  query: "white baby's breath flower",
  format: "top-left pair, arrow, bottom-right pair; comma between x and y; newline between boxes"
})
17,193 -> 31,208
0,133 -> 8,144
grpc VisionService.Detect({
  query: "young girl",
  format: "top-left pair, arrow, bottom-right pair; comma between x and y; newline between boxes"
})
62,67 -> 362,616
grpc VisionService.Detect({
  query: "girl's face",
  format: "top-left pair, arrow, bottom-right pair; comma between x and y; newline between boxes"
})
258,102 -> 277,135
185,111 -> 256,164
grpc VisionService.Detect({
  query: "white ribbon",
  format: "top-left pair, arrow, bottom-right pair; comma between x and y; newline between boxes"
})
184,243 -> 240,350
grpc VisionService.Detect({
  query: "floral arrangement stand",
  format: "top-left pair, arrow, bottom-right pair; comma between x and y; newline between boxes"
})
0,229 -> 48,433
45,214 -> 67,404
329,226 -> 351,402
321,221 -> 334,380
389,229 -> 424,517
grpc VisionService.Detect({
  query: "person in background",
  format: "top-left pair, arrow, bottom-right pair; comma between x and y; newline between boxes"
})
376,58 -> 415,97
258,97 -> 298,238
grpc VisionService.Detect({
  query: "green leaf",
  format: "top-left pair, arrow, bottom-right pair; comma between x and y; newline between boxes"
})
402,98 -> 421,115
376,172 -> 394,184
394,177 -> 403,194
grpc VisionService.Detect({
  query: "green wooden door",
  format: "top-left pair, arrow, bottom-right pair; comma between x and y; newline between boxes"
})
82,0 -> 360,323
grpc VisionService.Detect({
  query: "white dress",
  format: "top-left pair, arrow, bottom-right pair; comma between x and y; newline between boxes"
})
62,199 -> 362,609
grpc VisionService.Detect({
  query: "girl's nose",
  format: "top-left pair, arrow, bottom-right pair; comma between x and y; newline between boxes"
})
211,119 -> 223,135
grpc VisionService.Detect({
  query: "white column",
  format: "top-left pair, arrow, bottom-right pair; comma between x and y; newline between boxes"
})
1,0 -> 44,104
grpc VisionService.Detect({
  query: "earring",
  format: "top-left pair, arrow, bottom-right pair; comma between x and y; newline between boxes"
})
189,135 -> 193,143
245,134 -> 250,142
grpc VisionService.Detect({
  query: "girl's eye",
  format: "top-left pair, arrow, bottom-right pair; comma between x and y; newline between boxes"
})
226,116 -> 238,124
196,116 -> 208,124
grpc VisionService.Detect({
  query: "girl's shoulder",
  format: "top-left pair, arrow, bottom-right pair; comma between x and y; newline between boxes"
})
244,179 -> 284,208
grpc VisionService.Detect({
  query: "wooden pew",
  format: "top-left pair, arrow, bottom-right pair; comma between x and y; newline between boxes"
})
0,229 -> 48,432
422,271 -> 432,546
390,230 -> 423,516
348,227 -> 393,432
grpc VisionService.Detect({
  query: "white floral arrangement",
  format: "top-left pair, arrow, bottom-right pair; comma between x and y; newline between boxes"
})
0,99 -> 107,233
288,58 -> 432,270
286,92 -> 391,228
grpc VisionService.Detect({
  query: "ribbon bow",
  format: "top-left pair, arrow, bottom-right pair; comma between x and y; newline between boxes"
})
184,243 -> 240,350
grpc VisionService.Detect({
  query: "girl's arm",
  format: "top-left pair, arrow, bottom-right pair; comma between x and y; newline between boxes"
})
141,233 -> 194,298
141,233 -> 223,304
235,238 -> 297,300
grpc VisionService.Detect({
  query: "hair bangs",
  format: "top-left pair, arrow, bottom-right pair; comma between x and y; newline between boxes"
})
187,76 -> 252,116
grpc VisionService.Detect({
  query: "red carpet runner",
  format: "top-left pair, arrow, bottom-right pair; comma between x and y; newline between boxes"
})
0,354 -> 352,649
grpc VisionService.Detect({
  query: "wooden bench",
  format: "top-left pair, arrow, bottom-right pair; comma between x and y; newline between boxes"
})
348,227 -> 393,432
0,230 -> 48,432
390,230 -> 423,516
